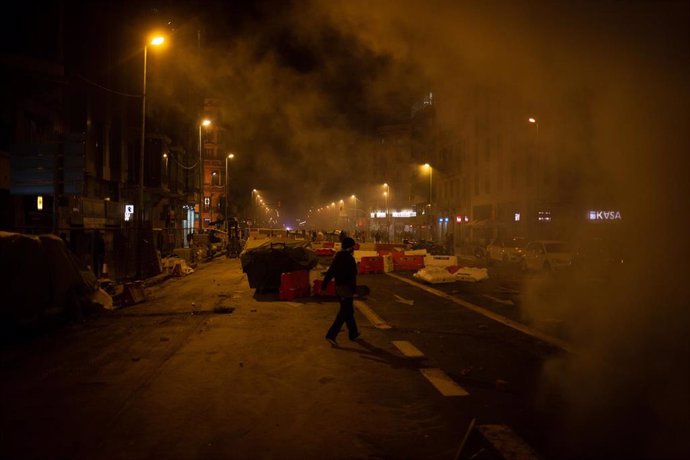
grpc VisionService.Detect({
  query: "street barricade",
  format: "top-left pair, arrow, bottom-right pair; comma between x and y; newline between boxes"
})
424,255 -> 458,268
312,279 -> 337,297
393,254 -> 425,271
279,270 -> 311,300
354,250 -> 379,262
359,256 -> 384,274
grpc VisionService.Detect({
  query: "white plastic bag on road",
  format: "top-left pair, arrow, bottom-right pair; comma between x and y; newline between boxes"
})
413,266 -> 457,284
454,266 -> 489,282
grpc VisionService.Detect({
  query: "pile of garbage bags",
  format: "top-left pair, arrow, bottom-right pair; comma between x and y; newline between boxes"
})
0,231 -> 112,331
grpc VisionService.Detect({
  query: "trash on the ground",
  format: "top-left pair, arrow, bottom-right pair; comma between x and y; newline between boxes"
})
413,266 -> 458,284
88,287 -> 114,310
454,266 -> 489,282
161,256 -> 194,277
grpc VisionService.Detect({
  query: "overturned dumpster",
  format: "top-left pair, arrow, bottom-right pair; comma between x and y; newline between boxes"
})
240,239 -> 317,293
0,231 -> 110,331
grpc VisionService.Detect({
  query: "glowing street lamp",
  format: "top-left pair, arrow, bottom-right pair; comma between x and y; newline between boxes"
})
423,164 -> 432,209
137,33 -> 165,277
225,153 -> 235,229
198,118 -> 211,230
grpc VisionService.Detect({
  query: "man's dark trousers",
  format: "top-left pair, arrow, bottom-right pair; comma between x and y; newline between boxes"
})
326,296 -> 359,340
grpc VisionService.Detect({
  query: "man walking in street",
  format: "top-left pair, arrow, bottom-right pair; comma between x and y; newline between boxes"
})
320,236 -> 360,346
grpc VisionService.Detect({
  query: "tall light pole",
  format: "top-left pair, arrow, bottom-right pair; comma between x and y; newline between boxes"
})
137,34 -> 164,278
528,117 -> 540,204
351,195 -> 357,234
424,163 -> 433,241
225,153 -> 234,230
251,189 -> 257,227
198,118 -> 211,231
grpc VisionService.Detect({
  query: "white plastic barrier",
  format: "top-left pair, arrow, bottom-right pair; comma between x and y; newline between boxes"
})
405,249 -> 428,256
455,267 -> 489,282
424,255 -> 457,268
353,250 -> 379,262
382,255 -> 394,273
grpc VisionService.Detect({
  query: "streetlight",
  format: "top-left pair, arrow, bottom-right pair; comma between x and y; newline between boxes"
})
351,195 -> 357,233
198,118 -> 211,231
225,153 -> 235,230
137,33 -> 165,278
424,164 -> 433,241
251,189 -> 257,227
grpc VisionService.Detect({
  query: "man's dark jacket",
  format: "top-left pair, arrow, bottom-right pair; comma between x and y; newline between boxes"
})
322,249 -> 357,295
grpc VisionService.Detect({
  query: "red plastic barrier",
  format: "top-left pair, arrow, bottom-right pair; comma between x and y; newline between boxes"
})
279,270 -> 311,301
322,242 -> 335,248
314,248 -> 335,256
312,279 -> 337,297
393,255 -> 425,271
359,256 -> 384,274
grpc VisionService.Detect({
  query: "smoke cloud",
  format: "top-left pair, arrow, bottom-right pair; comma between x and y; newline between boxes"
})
147,1 -> 689,456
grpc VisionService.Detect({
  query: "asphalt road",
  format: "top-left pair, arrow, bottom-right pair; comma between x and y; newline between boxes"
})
0,256 -> 620,460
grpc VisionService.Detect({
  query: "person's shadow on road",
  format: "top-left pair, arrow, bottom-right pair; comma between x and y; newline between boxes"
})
335,338 -> 426,370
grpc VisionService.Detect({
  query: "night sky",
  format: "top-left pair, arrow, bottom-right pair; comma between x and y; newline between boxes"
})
129,0 -> 689,223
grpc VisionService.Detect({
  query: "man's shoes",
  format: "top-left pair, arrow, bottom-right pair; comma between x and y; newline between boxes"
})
349,333 -> 361,341
326,337 -> 338,347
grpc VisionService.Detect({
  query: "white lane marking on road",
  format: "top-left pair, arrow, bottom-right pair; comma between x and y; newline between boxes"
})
394,294 -> 415,305
387,273 -> 575,353
419,368 -> 468,396
482,294 -> 515,306
392,340 -> 425,358
478,424 -> 541,459
354,300 -> 392,329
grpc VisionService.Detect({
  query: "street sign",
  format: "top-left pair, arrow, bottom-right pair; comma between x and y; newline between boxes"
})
124,204 -> 134,222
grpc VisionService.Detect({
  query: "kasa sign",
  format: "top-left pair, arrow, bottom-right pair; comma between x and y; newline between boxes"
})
588,210 -> 622,221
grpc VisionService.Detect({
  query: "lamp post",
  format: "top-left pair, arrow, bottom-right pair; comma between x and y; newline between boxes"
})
423,163 -> 433,241
198,118 -> 211,231
225,153 -> 234,230
528,117 -> 540,203
351,195 -> 357,233
251,189 -> 257,227
137,34 -> 164,278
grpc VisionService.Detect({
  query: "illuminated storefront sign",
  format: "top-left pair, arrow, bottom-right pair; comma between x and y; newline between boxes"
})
514,213 -> 521,222
124,204 -> 134,222
37,196 -> 43,210
588,210 -> 622,221
370,210 -> 417,218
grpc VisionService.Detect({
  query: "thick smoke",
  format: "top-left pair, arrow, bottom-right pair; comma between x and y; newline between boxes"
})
318,1 -> 690,458
152,1 -> 688,456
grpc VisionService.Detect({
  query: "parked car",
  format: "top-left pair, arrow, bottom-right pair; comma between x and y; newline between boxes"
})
486,237 -> 527,264
521,240 -> 573,271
